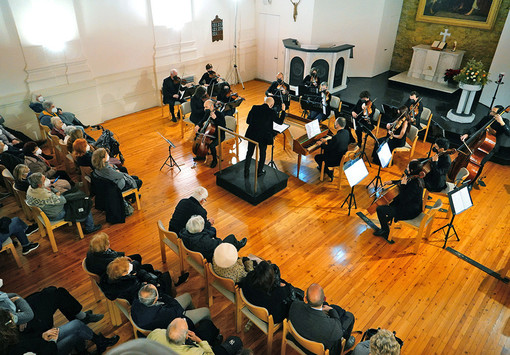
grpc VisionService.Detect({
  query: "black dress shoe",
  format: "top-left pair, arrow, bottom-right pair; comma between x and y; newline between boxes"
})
237,237 -> 247,249
171,117 -> 178,122
94,333 -> 120,354
193,156 -> 206,161
257,170 -> 266,177
210,159 -> 218,168
326,169 -> 334,181
175,272 -> 190,287
83,310 -> 104,324
84,224 -> 102,234
373,228 -> 389,239
344,335 -> 356,350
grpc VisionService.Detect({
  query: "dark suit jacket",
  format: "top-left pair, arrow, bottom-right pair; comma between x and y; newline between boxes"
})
390,178 -> 423,221
162,76 -> 180,104
467,114 -> 510,140
168,197 -> 211,234
131,293 -> 185,330
352,99 -> 375,123
85,249 -> 125,276
404,98 -> 423,127
321,129 -> 349,166
289,301 -> 345,354
245,104 -> 285,145
190,96 -> 205,125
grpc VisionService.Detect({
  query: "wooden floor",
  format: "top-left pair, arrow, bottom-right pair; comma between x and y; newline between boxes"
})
1,80 -> 510,354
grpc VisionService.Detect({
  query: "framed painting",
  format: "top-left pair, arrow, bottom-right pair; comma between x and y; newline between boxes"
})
416,0 -> 502,30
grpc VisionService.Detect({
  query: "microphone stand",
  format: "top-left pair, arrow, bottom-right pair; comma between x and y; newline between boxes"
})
489,73 -> 505,111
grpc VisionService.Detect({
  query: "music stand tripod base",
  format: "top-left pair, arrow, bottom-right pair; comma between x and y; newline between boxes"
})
341,186 -> 357,216
160,146 -> 182,172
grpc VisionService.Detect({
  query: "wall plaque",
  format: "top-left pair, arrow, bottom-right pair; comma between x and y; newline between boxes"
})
211,15 -> 223,42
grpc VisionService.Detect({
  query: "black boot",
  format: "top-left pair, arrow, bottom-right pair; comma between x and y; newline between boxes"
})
92,333 -> 120,354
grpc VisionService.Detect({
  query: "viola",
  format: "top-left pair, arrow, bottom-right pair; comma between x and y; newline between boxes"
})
409,97 -> 422,121
420,148 -> 456,175
192,112 -> 217,158
363,100 -> 373,117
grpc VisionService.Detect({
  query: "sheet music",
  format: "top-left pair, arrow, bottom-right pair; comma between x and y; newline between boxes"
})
273,122 -> 290,134
305,119 -> 321,139
322,92 -> 327,115
344,158 -> 368,187
450,186 -> 473,215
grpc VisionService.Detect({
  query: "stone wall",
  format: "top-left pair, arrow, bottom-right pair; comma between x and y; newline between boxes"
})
391,0 -> 510,74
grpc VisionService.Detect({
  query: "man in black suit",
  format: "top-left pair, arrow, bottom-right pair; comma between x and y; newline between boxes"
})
314,117 -> 349,181
244,97 -> 285,178
162,69 -> 185,122
168,187 -> 215,234
289,283 -> 356,355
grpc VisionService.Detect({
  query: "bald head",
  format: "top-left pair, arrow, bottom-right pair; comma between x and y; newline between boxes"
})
264,96 -> 275,108
167,318 -> 188,345
204,99 -> 214,111
306,283 -> 325,307
170,69 -> 178,77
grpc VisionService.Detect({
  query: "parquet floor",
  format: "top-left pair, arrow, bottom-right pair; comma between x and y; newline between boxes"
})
1,80 -> 509,354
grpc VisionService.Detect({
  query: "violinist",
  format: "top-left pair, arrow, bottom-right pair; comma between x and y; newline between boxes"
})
162,69 -> 186,122
460,105 -> 510,186
303,67 -> 320,88
193,99 -> 226,168
351,91 -> 375,147
190,86 -> 208,125
385,106 -> 411,153
419,138 -> 451,192
404,91 -> 423,128
374,159 -> 424,240
216,82 -> 236,117
308,82 -> 331,122
199,63 -> 219,86
265,72 -> 290,113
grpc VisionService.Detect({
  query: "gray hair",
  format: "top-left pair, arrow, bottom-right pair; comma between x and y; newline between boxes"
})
171,69 -> 178,76
27,172 -> 44,188
138,284 -> 158,306
190,186 -> 208,202
167,318 -> 188,345
186,215 -> 205,234
335,117 -> 346,129
42,101 -> 53,111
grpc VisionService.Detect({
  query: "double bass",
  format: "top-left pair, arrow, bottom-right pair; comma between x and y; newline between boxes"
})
448,105 -> 510,182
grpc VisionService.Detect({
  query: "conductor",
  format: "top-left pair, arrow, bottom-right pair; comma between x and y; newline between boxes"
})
244,97 -> 285,178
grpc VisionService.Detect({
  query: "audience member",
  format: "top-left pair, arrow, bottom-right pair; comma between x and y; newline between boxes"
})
0,124 -> 23,150
0,142 -> 23,172
38,100 -> 88,129
180,215 -> 246,263
352,329 -> 400,355
26,172 -> 101,234
22,141 -> 73,185
212,243 -> 254,283
72,138 -> 94,168
289,283 -> 356,354
13,164 -> 30,192
0,216 -> 39,255
168,186 -> 214,234
91,148 -> 142,191
28,93 -> 45,114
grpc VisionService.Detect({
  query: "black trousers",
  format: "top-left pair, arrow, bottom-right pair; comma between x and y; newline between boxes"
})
25,286 -> 82,334
244,141 -> 267,174
167,99 -> 185,120
314,154 -> 340,173
376,204 -> 397,232
223,234 -> 244,250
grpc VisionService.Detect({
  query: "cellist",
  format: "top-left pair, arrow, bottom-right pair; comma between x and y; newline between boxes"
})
193,99 -> 226,168
374,159 -> 424,240
460,105 -> 510,186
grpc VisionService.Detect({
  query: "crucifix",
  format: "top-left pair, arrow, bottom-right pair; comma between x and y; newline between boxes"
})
440,28 -> 451,43
290,0 -> 300,22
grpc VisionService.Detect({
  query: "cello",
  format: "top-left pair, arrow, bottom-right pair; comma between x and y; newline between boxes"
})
448,105 -> 510,181
192,106 -> 217,158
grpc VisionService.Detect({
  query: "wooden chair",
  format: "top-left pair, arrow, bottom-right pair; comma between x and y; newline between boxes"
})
79,166 -> 93,195
159,89 -> 166,118
388,125 -> 419,167
320,147 -> 360,190
29,205 -> 84,253
81,259 -> 122,326
157,220 -> 185,275
2,169 -> 21,207
114,298 -> 151,338
430,167 -> 469,220
206,263 -> 240,325
328,95 -> 342,129
417,107 -> 433,142
180,242 -> 209,300
48,133 -> 64,165
121,187 -> 141,211
374,112 -> 384,138
1,237 -> 22,268
180,101 -> 193,138
223,115 -> 240,160
281,319 -> 330,355
371,108 -> 381,134
12,185 -> 33,221
392,199 -> 443,254
237,287 -> 282,355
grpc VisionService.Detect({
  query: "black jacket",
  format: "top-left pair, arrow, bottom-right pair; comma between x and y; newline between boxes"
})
390,178 -> 424,221
404,98 -> 424,127
467,114 -> 510,140
190,96 -> 205,125
320,129 -> 349,166
179,227 -> 219,262
168,197 -> 211,234
162,76 -> 180,104
245,104 -> 285,145
131,293 -> 185,330
85,249 -> 125,276
423,155 -> 451,192
197,110 -> 226,142
352,99 -> 375,126
0,152 -> 23,173
91,172 -> 126,224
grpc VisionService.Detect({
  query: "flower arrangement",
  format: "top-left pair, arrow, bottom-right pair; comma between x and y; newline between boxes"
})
444,69 -> 460,84
453,58 -> 490,86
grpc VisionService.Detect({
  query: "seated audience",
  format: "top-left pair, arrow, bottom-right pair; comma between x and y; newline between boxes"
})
352,328 -> 401,355
0,124 -> 24,150
91,148 -> 142,191
14,163 -> 70,193
168,186 -> 214,234
180,215 -> 247,263
148,318 -> 243,355
38,100 -> 88,129
0,142 -> 23,172
131,284 -> 210,331
28,93 -> 45,114
0,286 -> 118,355
22,141 -> 73,185
26,172 -> 101,234
212,243 -> 254,283
239,261 -> 297,324
0,216 -> 39,255
72,138 -> 94,168
289,283 -> 356,354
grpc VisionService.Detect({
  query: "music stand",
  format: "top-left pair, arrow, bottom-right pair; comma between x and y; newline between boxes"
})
222,98 -> 245,113
367,141 -> 391,192
270,122 -> 290,170
431,183 -> 473,248
179,86 -> 196,100
158,132 -> 182,171
341,157 -> 369,216
357,120 -> 377,168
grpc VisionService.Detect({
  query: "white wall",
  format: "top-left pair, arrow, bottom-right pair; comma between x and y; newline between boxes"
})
480,12 -> 510,108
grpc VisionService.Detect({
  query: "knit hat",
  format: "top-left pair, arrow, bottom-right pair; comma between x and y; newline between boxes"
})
213,243 -> 238,268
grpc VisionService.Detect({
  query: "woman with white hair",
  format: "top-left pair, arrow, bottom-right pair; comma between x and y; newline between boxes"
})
212,243 -> 254,283
179,215 -> 247,263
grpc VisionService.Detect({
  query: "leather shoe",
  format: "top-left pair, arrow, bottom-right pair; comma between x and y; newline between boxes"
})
84,224 -> 102,234
344,335 -> 356,350
373,228 -> 389,239
257,169 -> 266,177
83,310 -> 104,324
237,237 -> 247,249
95,333 -> 120,354
175,272 -> 190,287
325,169 -> 334,181
210,159 -> 218,168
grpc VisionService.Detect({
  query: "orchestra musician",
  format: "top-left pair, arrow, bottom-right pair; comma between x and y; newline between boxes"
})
404,91 -> 423,128
460,105 -> 510,186
193,99 -> 226,168
216,82 -> 236,117
190,86 -> 208,125
351,91 -> 375,147
199,63 -> 219,96
303,67 -> 320,88
420,137 -> 451,192
314,117 -> 349,181
265,72 -> 290,113
385,106 -> 411,153
244,97 -> 286,178
374,159 -> 424,240
308,82 -> 331,122
162,69 -> 186,122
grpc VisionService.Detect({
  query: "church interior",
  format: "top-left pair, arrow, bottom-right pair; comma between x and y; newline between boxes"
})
1,0 -> 510,354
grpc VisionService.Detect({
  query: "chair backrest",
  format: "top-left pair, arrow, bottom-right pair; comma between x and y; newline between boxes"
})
2,169 -> 16,196
114,298 -> 151,337
372,108 -> 381,124
157,220 -> 181,255
207,263 -> 236,294
342,146 -> 360,169
454,167 -> 469,187
224,115 -> 237,133
421,107 -> 432,124
180,242 -> 207,275
13,184 -> 33,220
407,125 -> 419,142
239,287 -> 271,322
330,95 -> 341,110
29,205 -> 54,229
283,319 -> 329,355
181,101 -> 191,116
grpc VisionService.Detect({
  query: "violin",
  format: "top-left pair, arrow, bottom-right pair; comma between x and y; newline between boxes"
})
192,110 -> 217,158
354,98 -> 377,119
409,98 -> 422,121
420,148 -> 456,175
173,76 -> 188,85
208,71 -> 220,80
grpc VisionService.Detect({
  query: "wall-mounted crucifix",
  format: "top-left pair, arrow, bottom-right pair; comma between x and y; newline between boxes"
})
290,0 -> 300,22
